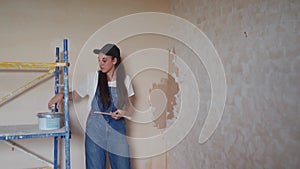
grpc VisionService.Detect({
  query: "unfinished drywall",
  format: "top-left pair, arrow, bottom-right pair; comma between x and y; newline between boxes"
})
168,0 -> 300,169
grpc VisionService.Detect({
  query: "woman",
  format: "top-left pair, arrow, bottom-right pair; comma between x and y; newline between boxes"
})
48,44 -> 134,169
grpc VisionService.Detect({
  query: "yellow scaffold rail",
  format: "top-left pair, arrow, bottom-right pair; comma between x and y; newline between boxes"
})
0,62 -> 67,70
0,69 -> 55,106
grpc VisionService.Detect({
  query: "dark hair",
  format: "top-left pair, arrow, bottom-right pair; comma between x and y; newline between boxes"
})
98,56 -> 129,110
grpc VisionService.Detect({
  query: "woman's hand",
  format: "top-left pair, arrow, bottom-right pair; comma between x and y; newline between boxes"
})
48,93 -> 64,109
110,109 -> 127,120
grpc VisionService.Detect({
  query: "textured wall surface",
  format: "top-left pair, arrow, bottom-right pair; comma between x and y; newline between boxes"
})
168,0 -> 300,169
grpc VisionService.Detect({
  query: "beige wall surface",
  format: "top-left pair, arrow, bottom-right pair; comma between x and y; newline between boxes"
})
168,0 -> 300,169
0,0 -> 169,169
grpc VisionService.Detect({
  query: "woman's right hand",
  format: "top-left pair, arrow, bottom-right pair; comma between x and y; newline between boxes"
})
48,93 -> 64,109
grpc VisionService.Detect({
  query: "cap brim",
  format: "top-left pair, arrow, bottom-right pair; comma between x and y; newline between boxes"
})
93,49 -> 101,54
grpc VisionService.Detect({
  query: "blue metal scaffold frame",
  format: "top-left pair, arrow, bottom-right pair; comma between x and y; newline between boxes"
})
0,39 -> 71,169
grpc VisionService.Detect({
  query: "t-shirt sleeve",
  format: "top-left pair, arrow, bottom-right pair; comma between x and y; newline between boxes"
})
125,75 -> 135,97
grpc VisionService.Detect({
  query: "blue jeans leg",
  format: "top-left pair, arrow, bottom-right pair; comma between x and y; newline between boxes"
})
108,151 -> 131,169
85,134 -> 107,169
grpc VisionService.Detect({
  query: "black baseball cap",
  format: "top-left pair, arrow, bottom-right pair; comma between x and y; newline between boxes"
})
93,43 -> 120,58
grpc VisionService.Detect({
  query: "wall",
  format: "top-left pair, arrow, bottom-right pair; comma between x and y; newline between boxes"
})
168,0 -> 300,169
0,0 -> 169,168
1,0 -> 299,169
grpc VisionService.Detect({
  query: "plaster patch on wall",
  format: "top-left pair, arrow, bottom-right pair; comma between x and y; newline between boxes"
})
149,49 -> 179,129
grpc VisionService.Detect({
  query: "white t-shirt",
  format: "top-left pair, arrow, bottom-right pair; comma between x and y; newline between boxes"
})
75,71 -> 134,111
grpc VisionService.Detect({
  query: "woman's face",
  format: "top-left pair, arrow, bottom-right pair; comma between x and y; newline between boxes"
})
98,53 -> 117,73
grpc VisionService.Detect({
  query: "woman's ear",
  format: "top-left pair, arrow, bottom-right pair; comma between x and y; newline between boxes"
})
113,57 -> 118,65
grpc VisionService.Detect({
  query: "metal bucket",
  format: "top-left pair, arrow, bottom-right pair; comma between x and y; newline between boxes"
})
37,112 -> 63,130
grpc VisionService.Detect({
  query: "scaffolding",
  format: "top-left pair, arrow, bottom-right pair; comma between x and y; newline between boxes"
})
0,39 -> 71,169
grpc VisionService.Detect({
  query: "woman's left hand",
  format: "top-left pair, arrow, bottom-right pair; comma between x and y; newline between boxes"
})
110,109 -> 127,120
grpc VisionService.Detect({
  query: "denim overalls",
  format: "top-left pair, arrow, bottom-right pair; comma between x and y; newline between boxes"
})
85,84 -> 131,169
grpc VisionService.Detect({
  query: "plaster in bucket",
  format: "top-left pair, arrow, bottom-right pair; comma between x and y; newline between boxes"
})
37,112 -> 63,130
